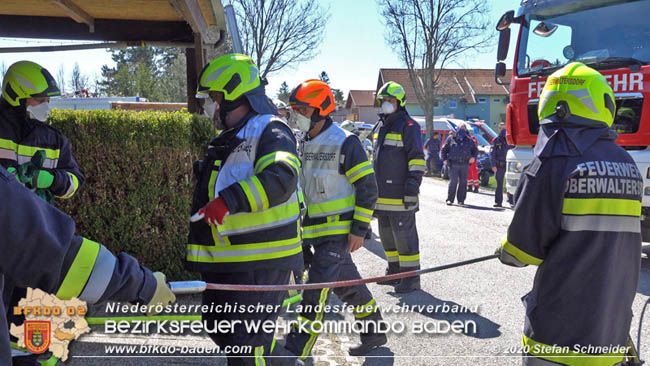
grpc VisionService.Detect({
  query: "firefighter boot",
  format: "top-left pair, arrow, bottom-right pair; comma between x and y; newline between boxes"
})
349,312 -> 388,356
270,340 -> 304,366
395,275 -> 420,293
376,263 -> 400,285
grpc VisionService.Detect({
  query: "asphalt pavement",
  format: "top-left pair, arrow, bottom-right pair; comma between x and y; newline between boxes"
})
59,177 -> 650,366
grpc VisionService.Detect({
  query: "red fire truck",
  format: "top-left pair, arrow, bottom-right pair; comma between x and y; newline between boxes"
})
495,0 -> 650,238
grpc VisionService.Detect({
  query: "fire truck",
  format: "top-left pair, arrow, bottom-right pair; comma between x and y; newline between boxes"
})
495,0 -> 650,239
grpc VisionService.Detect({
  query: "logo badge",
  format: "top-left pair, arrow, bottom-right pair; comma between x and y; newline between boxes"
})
24,321 -> 51,354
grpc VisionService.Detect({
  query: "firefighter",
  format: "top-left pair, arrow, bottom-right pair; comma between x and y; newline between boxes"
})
187,54 -> 303,366
0,61 -> 84,199
440,123 -> 478,205
273,80 -> 386,363
490,123 -> 511,208
1,61 -> 86,365
467,135 -> 480,192
0,165 -> 175,365
371,81 -> 425,293
496,62 -> 642,365
424,132 -> 442,176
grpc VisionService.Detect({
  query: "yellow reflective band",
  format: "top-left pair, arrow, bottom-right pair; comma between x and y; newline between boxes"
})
301,288 -> 330,359
355,206 -> 373,215
56,238 -> 100,300
187,234 -> 302,263
0,138 -> 61,160
255,151 -> 301,174
372,133 -> 378,139
303,220 -> 352,238
408,159 -> 426,166
354,299 -> 377,319
59,172 -> 80,199
562,198 -> 641,216
353,213 -> 372,224
347,161 -> 374,184
377,197 -> 403,205
296,316 -> 320,337
522,335 -> 625,366
346,161 -> 371,177
502,238 -> 543,266
384,250 -> 398,258
220,199 -> 300,233
385,133 -> 402,141
239,179 -> 259,212
307,195 -> 355,217
255,345 -> 265,366
208,160 -> 221,200
399,254 -> 420,261
251,176 -> 269,210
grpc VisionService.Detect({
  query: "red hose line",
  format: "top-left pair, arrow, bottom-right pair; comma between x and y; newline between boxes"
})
204,254 -> 499,292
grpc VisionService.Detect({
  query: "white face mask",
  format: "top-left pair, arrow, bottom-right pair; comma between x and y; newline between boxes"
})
381,101 -> 395,115
27,102 -> 50,122
202,98 -> 218,120
294,113 -> 312,132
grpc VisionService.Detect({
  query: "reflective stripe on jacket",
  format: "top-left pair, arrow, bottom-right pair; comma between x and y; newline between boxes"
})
372,110 -> 425,215
0,101 -> 84,198
301,123 -> 364,239
501,125 -> 641,365
186,114 -> 303,272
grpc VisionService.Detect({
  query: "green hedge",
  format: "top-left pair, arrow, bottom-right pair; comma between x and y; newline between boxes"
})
49,109 -> 214,280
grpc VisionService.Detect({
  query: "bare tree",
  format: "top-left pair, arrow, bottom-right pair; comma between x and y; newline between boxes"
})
56,64 -> 66,94
230,0 -> 329,79
70,62 -> 89,93
378,0 -> 493,137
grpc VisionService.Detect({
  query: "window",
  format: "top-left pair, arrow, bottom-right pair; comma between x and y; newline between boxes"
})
449,100 -> 457,109
433,100 -> 439,107
493,98 -> 501,103
478,98 -> 487,104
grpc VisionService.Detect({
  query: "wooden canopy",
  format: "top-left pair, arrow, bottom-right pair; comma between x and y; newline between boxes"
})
0,0 -> 230,112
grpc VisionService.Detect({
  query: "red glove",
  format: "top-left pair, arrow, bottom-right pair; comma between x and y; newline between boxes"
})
195,197 -> 229,225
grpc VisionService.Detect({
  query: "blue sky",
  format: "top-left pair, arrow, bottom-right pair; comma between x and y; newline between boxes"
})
0,0 -> 518,98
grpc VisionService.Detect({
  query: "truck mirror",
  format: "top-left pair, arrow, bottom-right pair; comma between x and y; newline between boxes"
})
495,62 -> 508,86
496,10 -> 514,31
533,22 -> 558,37
497,28 -> 511,61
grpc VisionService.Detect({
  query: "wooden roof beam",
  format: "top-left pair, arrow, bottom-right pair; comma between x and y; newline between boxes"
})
50,0 -> 94,32
169,0 -> 221,44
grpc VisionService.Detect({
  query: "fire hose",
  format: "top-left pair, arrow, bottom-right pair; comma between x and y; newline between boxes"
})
168,253 -> 499,293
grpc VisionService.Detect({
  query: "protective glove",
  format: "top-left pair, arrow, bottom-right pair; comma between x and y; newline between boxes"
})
495,244 -> 527,268
191,196 -> 229,225
146,272 -> 176,316
7,166 -> 19,181
34,169 -> 55,189
403,195 -> 418,209
302,244 -> 314,272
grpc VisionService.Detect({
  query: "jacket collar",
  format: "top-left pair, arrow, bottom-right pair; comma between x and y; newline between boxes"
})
379,109 -> 408,126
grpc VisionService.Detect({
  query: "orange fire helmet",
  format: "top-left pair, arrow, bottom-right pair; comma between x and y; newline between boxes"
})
289,79 -> 335,117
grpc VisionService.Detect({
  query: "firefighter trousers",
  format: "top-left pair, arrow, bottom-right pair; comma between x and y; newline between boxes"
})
201,269 -> 290,366
377,213 -> 420,272
285,236 -> 382,360
448,163 -> 469,203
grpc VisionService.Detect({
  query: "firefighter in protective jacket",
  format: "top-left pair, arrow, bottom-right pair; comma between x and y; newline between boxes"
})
187,54 -> 303,366
496,62 -> 642,366
1,61 -> 87,365
274,80 -> 386,363
372,81 -> 426,293
0,61 -> 84,199
0,165 -> 175,365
